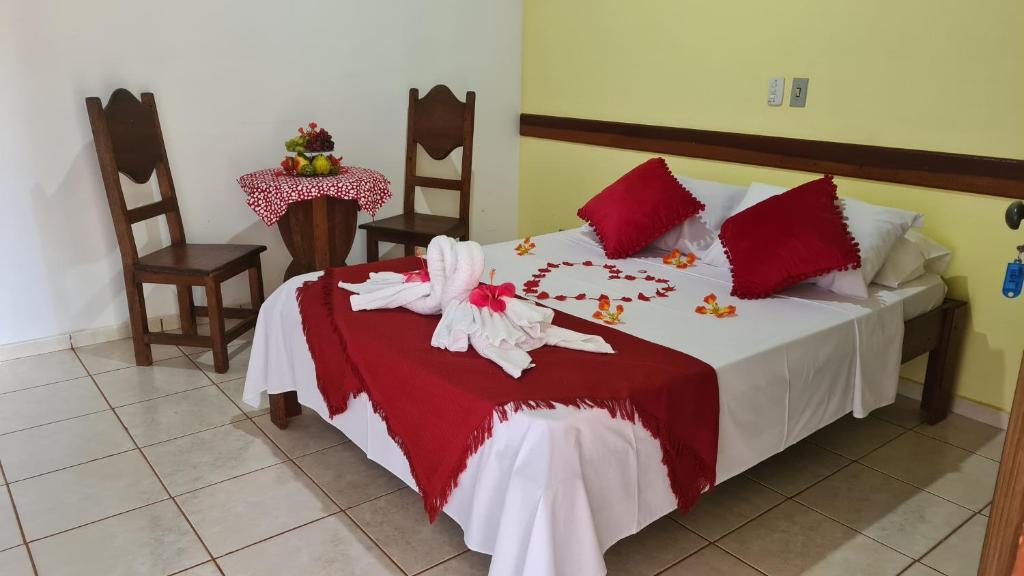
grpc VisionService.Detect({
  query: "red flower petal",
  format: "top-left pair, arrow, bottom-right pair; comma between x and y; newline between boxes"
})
536,291 -> 550,300
620,297 -> 633,302
624,275 -> 637,281
575,293 -> 587,300
554,295 -> 567,301
638,293 -> 652,302
582,261 -> 594,266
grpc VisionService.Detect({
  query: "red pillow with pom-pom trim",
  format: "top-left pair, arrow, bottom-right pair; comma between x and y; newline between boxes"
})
719,175 -> 861,299
578,158 -> 704,259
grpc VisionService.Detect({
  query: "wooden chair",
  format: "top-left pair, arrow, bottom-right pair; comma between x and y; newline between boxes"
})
360,85 -> 475,261
86,89 -> 266,373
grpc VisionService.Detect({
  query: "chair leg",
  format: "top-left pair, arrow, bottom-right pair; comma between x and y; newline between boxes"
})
177,286 -> 197,336
403,243 -> 416,257
366,230 -> 380,263
248,259 -> 265,313
204,278 -> 229,374
124,273 -> 153,367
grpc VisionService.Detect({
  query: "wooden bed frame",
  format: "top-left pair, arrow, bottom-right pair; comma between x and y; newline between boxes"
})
271,113 -> 1002,430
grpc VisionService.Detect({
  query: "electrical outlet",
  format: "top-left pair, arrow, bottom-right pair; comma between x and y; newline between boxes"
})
767,77 -> 785,106
790,78 -> 809,107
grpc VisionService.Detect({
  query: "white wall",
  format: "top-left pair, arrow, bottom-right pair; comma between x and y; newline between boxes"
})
0,0 -> 522,346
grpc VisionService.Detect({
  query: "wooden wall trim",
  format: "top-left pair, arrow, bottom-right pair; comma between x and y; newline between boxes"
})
520,114 -> 1024,200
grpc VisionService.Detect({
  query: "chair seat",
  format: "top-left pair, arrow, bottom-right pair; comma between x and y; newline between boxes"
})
360,212 -> 467,239
135,244 -> 266,276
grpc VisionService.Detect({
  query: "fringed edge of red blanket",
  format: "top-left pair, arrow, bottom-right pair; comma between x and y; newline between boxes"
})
298,270 -> 715,523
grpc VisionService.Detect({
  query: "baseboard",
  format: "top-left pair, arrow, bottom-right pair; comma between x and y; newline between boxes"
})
898,378 -> 1010,430
0,334 -> 72,362
0,308 -> 236,362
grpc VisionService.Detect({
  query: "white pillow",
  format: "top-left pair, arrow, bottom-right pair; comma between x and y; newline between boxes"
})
873,236 -> 926,288
908,229 -> 952,275
874,231 -> 952,288
650,176 -> 748,256
703,181 -> 924,299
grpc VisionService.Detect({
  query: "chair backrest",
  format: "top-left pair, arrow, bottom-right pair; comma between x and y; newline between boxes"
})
85,89 -> 185,267
404,85 -> 476,223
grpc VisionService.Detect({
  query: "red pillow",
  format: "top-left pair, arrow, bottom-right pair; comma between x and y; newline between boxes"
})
578,158 -> 704,258
719,175 -> 861,299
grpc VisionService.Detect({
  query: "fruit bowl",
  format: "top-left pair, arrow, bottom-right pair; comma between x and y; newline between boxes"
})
278,122 -> 344,177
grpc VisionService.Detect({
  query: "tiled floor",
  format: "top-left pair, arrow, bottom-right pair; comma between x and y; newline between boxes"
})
0,334 -> 1004,576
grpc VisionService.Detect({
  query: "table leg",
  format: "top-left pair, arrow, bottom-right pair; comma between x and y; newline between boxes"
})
312,196 -> 330,271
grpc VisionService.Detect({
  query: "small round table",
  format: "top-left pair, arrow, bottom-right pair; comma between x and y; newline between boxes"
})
239,167 -> 392,281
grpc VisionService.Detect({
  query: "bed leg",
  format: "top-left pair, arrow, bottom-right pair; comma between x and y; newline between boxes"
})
270,391 -> 302,429
920,300 -> 967,425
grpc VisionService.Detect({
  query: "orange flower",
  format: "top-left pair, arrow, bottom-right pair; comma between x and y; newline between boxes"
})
514,237 -> 536,256
593,295 -> 624,325
662,249 -> 697,269
695,293 -> 736,318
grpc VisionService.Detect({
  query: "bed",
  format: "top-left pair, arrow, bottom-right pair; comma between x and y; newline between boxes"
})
243,225 -> 964,576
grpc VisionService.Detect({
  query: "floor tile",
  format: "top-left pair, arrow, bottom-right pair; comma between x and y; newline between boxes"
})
177,461 -> 337,556
253,411 -> 348,458
871,394 -> 925,429
219,377 -> 268,416
0,377 -> 108,435
296,442 -> 405,509
420,551 -> 492,575
860,432 -> 998,511
0,491 -> 21,551
116,385 -> 245,446
0,411 -> 134,482
0,349 -> 86,394
10,450 -> 166,540
0,545 -> 33,576
902,563 -> 944,576
76,337 -> 181,375
671,475 -> 784,541
29,500 -> 208,576
981,504 -> 991,517
94,356 -> 211,407
662,545 -> 761,576
190,341 -> 252,383
719,501 -> 912,576
807,414 -> 904,460
915,413 -> 1006,461
349,487 -> 467,574
144,420 -> 285,495
744,441 -> 850,497
603,516 -> 706,576
176,561 -> 222,575
218,513 -> 401,576
921,515 -> 988,576
796,463 -> 973,558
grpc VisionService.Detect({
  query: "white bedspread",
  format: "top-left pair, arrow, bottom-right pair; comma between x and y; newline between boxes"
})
243,229 -> 945,576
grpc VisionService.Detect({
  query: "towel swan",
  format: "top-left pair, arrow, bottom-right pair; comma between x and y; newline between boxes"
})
339,235 -> 481,315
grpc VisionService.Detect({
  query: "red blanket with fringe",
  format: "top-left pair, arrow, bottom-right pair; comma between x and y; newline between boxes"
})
298,258 -> 719,521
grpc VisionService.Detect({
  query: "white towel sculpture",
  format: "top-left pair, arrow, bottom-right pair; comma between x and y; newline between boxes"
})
340,236 -> 614,377
432,275 -> 615,378
339,235 -> 482,315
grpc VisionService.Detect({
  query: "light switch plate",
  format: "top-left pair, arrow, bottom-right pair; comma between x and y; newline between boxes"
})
767,77 -> 785,106
790,77 -> 809,107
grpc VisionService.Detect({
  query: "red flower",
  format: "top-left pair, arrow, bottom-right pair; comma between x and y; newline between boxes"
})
470,269 -> 515,313
695,293 -> 737,318
593,295 -> 624,325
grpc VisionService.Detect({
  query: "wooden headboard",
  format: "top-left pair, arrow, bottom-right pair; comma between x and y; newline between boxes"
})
520,114 -> 1024,200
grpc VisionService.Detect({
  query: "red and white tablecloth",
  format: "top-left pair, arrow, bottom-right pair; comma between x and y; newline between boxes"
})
239,167 -> 392,226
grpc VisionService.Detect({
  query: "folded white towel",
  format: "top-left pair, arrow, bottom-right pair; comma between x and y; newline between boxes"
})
340,235 -> 482,315
433,296 -> 614,378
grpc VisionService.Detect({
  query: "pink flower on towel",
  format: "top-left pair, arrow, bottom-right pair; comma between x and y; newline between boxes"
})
403,258 -> 430,283
470,269 -> 515,313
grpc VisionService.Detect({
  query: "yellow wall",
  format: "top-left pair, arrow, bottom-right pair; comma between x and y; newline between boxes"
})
520,0 -> 1024,411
